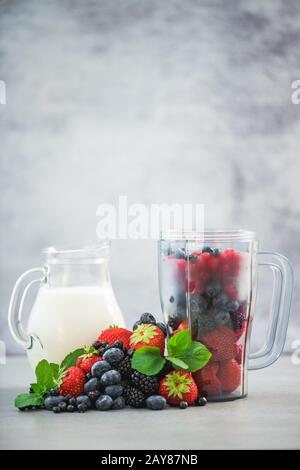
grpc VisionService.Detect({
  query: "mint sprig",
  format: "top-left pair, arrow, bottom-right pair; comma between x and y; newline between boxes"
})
14,348 -> 85,409
131,329 -> 211,376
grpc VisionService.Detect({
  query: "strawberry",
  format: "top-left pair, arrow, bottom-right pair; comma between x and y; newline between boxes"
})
173,320 -> 188,335
234,344 -> 243,365
59,366 -> 85,397
76,346 -> 102,374
201,326 -> 236,362
159,370 -> 198,406
129,323 -> 165,355
193,363 -> 222,397
98,325 -> 133,349
217,359 -> 241,392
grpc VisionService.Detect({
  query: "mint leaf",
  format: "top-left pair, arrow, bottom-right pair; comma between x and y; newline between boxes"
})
60,348 -> 85,370
167,356 -> 189,370
30,383 -> 44,395
132,347 -> 165,376
35,359 -> 56,390
50,363 -> 59,380
178,341 -> 211,373
15,393 -> 43,409
167,329 -> 192,357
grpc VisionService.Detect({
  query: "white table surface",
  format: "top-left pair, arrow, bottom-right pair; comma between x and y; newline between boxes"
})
0,355 -> 299,450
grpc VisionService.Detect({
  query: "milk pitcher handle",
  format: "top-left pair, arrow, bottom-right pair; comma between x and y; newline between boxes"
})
248,252 -> 294,370
8,268 -> 46,349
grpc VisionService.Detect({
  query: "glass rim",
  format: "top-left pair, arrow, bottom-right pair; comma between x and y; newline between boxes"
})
42,242 -> 110,260
159,229 -> 256,242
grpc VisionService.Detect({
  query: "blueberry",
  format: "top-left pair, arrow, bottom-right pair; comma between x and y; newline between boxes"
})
127,349 -> 134,357
112,396 -> 126,410
78,403 -> 88,413
113,340 -> 124,349
156,322 -> 167,337
202,246 -> 214,254
104,384 -> 123,399
88,390 -> 101,402
68,397 -> 76,406
95,395 -> 113,411
213,248 -> 220,257
140,312 -> 156,324
133,320 -> 142,330
213,292 -> 230,308
58,401 -> 67,411
179,401 -> 189,409
49,388 -> 59,397
205,281 -> 222,298
227,300 -> 240,312
146,395 -> 167,410
175,248 -> 185,259
190,294 -> 208,314
103,344 -> 114,353
44,396 -> 65,410
167,314 -> 181,330
91,360 -> 111,378
195,396 -> 207,407
103,347 -> 124,365
85,372 -> 92,381
52,406 -> 61,413
92,341 -> 101,349
100,370 -> 121,386
215,311 -> 230,326
76,395 -> 92,409
67,404 -> 75,412
84,377 -> 100,394
64,394 -> 72,403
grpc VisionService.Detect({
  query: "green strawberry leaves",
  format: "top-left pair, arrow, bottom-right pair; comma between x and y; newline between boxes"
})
14,348 -> 85,409
131,329 -> 211,376
60,348 -> 85,370
131,346 -> 165,376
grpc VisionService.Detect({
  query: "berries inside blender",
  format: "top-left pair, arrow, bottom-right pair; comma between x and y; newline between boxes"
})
160,245 -> 250,400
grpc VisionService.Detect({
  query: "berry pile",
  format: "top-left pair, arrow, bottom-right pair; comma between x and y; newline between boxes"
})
164,246 -> 248,399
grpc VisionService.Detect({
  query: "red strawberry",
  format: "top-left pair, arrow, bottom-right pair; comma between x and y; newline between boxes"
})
59,366 -> 85,397
217,359 -> 241,392
159,370 -> 198,406
201,326 -> 236,362
98,326 -> 132,349
234,344 -> 243,365
173,320 -> 188,335
129,323 -> 165,355
193,363 -> 222,397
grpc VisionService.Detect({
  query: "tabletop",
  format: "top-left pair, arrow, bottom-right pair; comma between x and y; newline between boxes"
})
0,355 -> 299,450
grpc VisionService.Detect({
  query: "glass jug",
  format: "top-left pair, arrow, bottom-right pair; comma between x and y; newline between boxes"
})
8,243 -> 124,368
158,229 -> 293,401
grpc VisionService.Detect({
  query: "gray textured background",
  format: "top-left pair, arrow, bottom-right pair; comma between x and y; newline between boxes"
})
0,0 -> 299,355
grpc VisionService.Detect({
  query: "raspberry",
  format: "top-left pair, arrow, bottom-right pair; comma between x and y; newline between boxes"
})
201,326 -> 236,362
217,359 -> 241,393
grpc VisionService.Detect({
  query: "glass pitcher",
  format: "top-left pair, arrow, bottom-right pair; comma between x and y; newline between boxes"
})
8,243 -> 124,368
158,229 -> 293,401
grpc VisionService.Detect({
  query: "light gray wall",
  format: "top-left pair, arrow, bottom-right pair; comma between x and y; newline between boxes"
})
0,0 -> 299,354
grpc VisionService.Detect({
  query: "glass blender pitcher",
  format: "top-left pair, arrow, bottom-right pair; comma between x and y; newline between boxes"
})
158,230 -> 293,401
8,243 -> 124,368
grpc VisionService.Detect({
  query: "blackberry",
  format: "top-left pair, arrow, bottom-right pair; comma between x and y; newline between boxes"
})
155,360 -> 174,380
230,310 -> 246,330
116,356 -> 133,380
124,386 -> 145,408
130,370 -> 159,396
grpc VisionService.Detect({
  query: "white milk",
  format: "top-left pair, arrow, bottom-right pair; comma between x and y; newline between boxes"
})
26,285 -> 124,368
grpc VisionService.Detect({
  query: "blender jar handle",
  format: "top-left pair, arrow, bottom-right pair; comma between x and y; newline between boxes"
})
248,252 -> 294,370
8,268 -> 46,349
